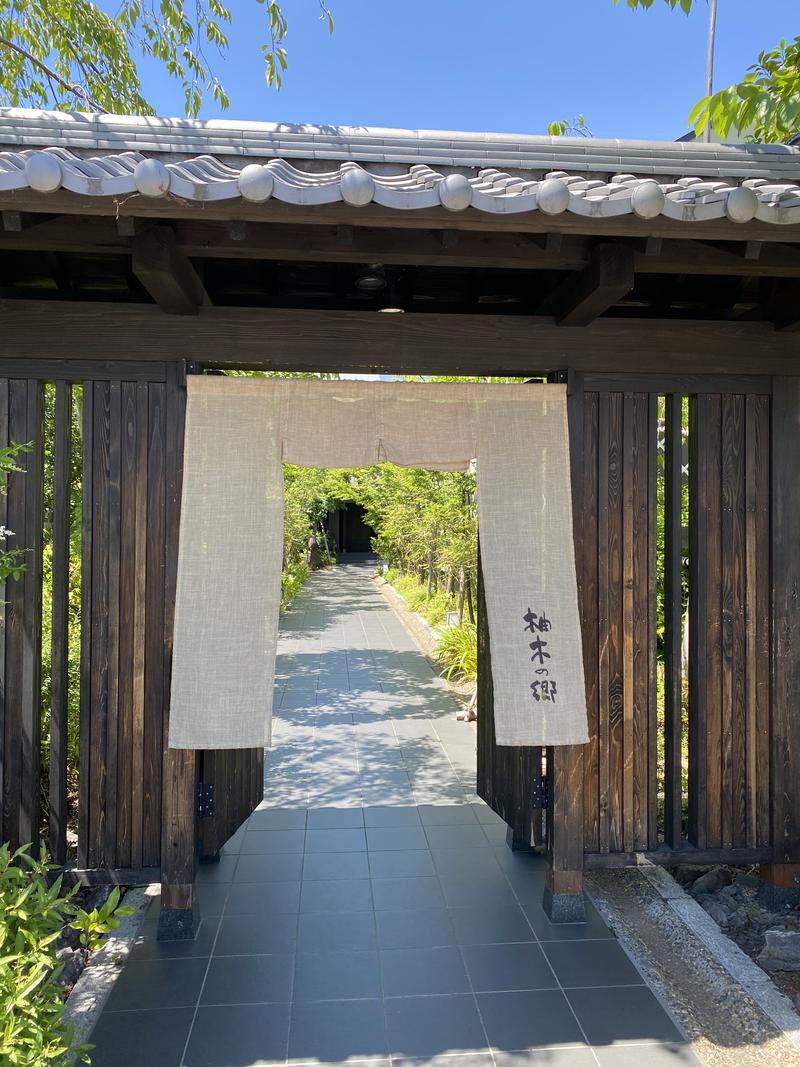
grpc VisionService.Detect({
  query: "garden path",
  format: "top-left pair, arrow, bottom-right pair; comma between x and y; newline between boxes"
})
88,557 -> 701,1066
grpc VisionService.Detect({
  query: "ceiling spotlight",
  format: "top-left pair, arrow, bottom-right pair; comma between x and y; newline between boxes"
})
355,264 -> 386,293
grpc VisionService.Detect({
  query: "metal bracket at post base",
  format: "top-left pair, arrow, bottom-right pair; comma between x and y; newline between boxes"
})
198,782 -> 214,819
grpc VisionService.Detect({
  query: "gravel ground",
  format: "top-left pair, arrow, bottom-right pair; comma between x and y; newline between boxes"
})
587,868 -> 800,1067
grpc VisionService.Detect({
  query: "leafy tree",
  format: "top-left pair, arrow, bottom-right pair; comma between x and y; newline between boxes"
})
620,0 -> 800,142
0,1 -> 333,116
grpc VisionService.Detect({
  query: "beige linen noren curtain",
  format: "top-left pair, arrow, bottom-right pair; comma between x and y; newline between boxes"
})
169,378 -> 589,750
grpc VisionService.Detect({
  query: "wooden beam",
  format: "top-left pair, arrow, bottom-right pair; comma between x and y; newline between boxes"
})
772,279 -> 800,331
2,216 -> 800,278
132,225 -> 209,315
546,244 -> 635,326
1,186 -> 799,244
0,301 -> 796,375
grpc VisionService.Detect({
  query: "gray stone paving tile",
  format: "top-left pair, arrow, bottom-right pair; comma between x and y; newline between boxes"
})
184,1003 -> 290,1066
307,806 -> 365,828
302,850 -> 370,880
297,910 -> 377,952
367,849 -> 436,879
105,957 -> 207,1011
129,917 -> 219,960
294,949 -> 382,1001
215,914 -> 297,955
235,852 -> 304,882
300,877 -> 373,912
448,905 -> 537,946
381,946 -> 470,996
438,872 -> 519,909
566,987 -> 685,1046
417,803 -> 479,825
430,847 -> 502,879
305,825 -> 368,851
366,825 -> 429,851
372,875 -> 446,911
593,1043 -> 703,1066
200,953 -> 294,1005
288,999 -> 388,1063
240,828 -> 306,854
523,901 -> 616,942
248,807 -> 308,831
224,880 -> 301,916
196,855 -> 237,883
493,1051 -> 596,1066
87,1007 -> 194,1067
375,906 -> 458,949
463,942 -> 558,993
542,940 -> 644,988
477,989 -> 586,1051
364,805 -> 422,827
384,994 -> 489,1059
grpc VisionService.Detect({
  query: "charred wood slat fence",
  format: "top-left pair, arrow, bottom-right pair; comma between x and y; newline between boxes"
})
478,374 -> 792,880
0,362 -> 262,890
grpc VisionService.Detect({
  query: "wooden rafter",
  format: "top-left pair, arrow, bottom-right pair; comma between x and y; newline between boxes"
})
131,225 -> 209,315
545,244 -> 635,326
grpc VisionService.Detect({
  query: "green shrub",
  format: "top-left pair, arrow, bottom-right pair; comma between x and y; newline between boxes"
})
434,622 -> 478,683
0,843 -> 134,1066
281,562 -> 310,611
392,575 -> 455,628
0,844 -> 84,1065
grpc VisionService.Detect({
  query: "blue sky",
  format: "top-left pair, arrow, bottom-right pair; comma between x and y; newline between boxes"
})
126,0 -> 795,141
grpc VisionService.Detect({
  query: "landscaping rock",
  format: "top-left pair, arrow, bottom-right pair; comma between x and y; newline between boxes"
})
698,896 -> 730,926
757,928 -> 800,972
83,885 -> 113,913
54,947 -> 85,988
57,924 -> 82,951
690,867 -> 731,899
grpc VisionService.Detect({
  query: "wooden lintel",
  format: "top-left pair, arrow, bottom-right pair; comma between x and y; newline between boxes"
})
132,225 -> 209,315
548,243 -> 635,326
0,300 -> 796,376
772,279 -> 800,331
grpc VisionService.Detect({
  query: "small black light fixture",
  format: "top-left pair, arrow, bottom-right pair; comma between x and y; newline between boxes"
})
354,264 -> 386,294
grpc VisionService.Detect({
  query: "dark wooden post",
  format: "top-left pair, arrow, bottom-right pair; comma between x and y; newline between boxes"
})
158,361 -> 199,939
543,370 -> 586,922
762,376 -> 800,909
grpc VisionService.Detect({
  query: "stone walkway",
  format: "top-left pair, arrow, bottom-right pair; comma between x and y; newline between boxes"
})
89,558 -> 701,1067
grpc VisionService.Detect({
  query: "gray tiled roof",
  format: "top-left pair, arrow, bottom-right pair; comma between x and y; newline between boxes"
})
1,108 -> 799,224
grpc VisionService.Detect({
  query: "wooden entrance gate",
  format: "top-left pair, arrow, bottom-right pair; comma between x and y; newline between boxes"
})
479,370 -> 799,912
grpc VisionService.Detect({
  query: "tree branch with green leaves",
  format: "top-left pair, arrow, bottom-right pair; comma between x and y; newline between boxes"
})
0,0 -> 333,118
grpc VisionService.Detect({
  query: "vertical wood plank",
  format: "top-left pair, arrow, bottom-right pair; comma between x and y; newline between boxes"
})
606,393 -> 624,853
19,380 -> 44,847
771,378 -> 800,864
632,394 -> 655,851
88,381 -> 110,868
131,382 -> 149,869
78,381 -> 94,868
143,382 -> 166,867
622,394 -> 635,853
159,361 -> 198,934
721,395 -> 747,849
664,394 -> 684,848
597,394 -> 611,853
647,393 -> 659,850
749,395 -> 771,847
49,381 -> 72,864
104,381 -> 122,865
582,392 -> 600,854
116,381 -> 137,868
